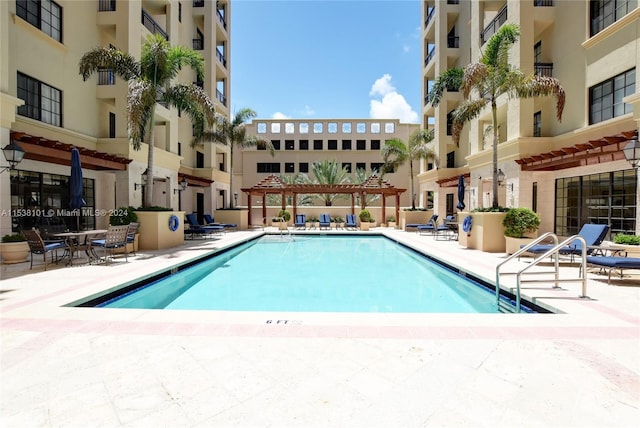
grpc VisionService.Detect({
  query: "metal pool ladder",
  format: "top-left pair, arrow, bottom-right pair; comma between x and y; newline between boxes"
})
495,232 -> 588,313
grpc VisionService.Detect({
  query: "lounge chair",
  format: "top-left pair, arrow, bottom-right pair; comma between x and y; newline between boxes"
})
585,256 -> 640,284
433,219 -> 455,240
91,225 -> 130,265
415,215 -> 439,235
523,224 -> 610,261
185,213 -> 224,239
22,228 -> 68,270
319,214 -> 331,230
203,214 -> 237,231
345,214 -> 358,230
294,214 -> 306,229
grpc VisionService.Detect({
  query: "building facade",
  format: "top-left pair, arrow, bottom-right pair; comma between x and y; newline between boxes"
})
0,0 -> 231,236
238,118 -> 421,210
421,0 -> 639,236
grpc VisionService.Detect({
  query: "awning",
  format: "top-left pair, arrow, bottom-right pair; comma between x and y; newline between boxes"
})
178,172 -> 214,187
11,132 -> 131,171
436,172 -> 470,187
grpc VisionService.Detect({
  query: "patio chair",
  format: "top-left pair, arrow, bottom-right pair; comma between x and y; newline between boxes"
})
22,228 -> 68,270
294,214 -> 306,229
203,213 -> 237,231
345,214 -> 358,230
185,213 -> 224,239
584,255 -> 640,284
39,224 -> 67,244
416,215 -> 439,235
319,214 -> 331,230
523,224 -> 610,261
125,222 -> 139,255
433,219 -> 455,240
90,225 -> 130,265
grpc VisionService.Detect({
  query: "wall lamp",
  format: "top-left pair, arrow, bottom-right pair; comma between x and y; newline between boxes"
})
1,141 -> 25,173
623,137 -> 640,169
134,170 -> 148,190
174,177 -> 188,194
497,169 -> 506,185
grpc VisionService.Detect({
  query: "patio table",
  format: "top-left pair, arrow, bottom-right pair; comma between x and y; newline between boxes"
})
53,229 -> 107,266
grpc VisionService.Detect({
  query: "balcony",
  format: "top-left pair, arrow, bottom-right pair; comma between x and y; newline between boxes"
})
142,9 -> 168,40
534,0 -> 554,5
98,0 -> 116,12
481,5 -> 507,44
193,0 -> 204,6
216,89 -> 227,106
534,62 -> 553,77
447,36 -> 459,48
424,7 -> 435,29
216,49 -> 227,68
193,38 -> 204,50
447,0 -> 460,4
194,81 -> 204,89
217,7 -> 227,30
424,47 -> 435,66
97,69 -> 115,85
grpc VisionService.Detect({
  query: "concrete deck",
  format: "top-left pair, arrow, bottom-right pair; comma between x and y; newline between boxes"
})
1,227 -> 638,427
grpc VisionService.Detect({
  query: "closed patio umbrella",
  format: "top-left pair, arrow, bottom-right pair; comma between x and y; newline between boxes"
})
456,175 -> 465,211
70,148 -> 86,231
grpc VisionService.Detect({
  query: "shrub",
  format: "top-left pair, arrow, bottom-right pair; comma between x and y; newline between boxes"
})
276,209 -> 291,222
613,234 -> 640,246
359,209 -> 372,222
135,205 -> 172,211
473,206 -> 510,213
386,216 -> 396,223
1,233 -> 26,243
332,216 -> 344,223
502,208 -> 540,238
307,215 -> 319,223
109,206 -> 139,225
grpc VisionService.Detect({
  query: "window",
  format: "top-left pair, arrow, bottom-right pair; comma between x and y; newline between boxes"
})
384,122 -> 395,133
342,163 -> 352,173
356,122 -> 366,133
371,122 -> 381,133
285,162 -> 295,173
178,142 -> 182,156
590,0 -> 635,36
356,162 -> 366,171
313,122 -> 323,133
313,140 -> 323,150
299,162 -> 309,173
371,162 -> 384,172
328,122 -> 338,133
109,112 -> 116,138
446,151 -> 455,168
371,140 -> 380,150
342,122 -> 352,133
356,140 -> 366,150
446,194 -> 454,217
446,111 -> 454,135
328,140 -> 337,150
532,182 -> 538,212
299,139 -> 309,150
342,140 -> 352,150
257,122 -> 267,133
534,41 -> 542,63
178,2 -> 182,22
271,140 -> 281,150
17,72 -> 62,126
271,122 -> 281,133
285,140 -> 295,150
257,163 -> 280,173
533,111 -> 542,137
299,122 -> 309,133
16,0 -> 62,42
285,122 -> 294,133
196,151 -> 204,168
589,68 -> 635,124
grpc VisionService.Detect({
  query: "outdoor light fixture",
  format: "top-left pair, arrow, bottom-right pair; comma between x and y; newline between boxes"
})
497,169 -> 506,185
1,140 -> 25,173
134,169 -> 148,190
623,138 -> 640,169
234,192 -> 238,206
174,177 -> 188,194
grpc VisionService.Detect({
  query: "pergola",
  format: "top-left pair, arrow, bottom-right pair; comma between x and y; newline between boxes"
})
241,175 -> 406,225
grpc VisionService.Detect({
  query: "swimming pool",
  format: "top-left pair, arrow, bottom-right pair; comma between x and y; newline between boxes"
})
93,235 -> 512,313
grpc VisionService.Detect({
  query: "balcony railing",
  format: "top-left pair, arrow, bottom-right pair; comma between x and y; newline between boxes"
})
447,36 -> 459,48
534,0 -> 554,6
217,8 -> 227,30
193,38 -> 204,50
194,81 -> 204,89
447,0 -> 460,4
216,89 -> 226,106
98,0 -> 116,12
481,5 -> 507,44
216,49 -> 227,68
142,9 -> 168,40
97,69 -> 115,85
193,0 -> 204,7
424,7 -> 435,28
534,62 -> 554,77
424,48 -> 435,66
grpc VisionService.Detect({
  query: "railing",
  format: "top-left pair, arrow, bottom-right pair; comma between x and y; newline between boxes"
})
193,81 -> 204,89
193,38 -> 204,50
480,5 -> 507,44
97,69 -> 115,85
193,0 -> 204,7
142,9 -> 168,40
534,62 -> 554,77
217,8 -> 227,30
98,0 -> 116,12
216,89 -> 226,106
447,36 -> 459,48
534,0 -> 554,6
424,47 -> 435,66
447,0 -> 460,4
216,49 -> 226,67
424,7 -> 435,28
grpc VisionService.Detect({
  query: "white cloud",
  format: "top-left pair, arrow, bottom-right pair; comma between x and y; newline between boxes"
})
271,112 -> 290,119
304,105 -> 315,115
369,74 -> 419,124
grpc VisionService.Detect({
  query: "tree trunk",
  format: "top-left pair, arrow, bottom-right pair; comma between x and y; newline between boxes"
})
491,99 -> 499,209
144,107 -> 156,208
409,159 -> 416,209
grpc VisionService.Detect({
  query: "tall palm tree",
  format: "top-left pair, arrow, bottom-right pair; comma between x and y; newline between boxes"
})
195,107 -> 273,208
311,159 -> 351,206
79,34 -> 217,207
266,173 -> 314,206
430,23 -> 565,209
381,129 -> 438,209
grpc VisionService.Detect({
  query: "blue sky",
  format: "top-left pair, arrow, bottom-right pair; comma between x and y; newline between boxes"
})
230,0 -> 421,123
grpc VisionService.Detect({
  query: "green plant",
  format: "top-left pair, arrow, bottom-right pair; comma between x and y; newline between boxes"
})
359,209 -> 373,223
135,205 -> 173,211
502,208 -> 540,238
277,209 -> 291,222
109,206 -> 139,225
332,216 -> 344,223
1,233 -> 26,243
472,207 -> 510,213
403,207 -> 426,211
613,234 -> 640,245
386,216 -> 396,223
307,215 -> 319,223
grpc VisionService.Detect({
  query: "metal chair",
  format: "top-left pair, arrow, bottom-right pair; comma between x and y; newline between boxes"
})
90,225 -> 130,265
22,229 -> 68,270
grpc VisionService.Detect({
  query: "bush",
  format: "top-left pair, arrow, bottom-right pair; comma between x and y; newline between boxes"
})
386,216 -> 396,223
276,209 -> 291,222
473,206 -> 510,213
359,209 -> 372,222
332,216 -> 344,223
135,205 -> 172,211
109,206 -> 139,225
1,233 -> 26,243
307,215 -> 319,223
502,208 -> 540,238
613,234 -> 640,246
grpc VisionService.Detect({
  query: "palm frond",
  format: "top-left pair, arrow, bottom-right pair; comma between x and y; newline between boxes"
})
140,34 -> 171,84
461,63 -> 490,98
127,80 -> 156,150
167,45 -> 206,81
482,23 -> 520,67
429,68 -> 463,106
79,46 -> 140,81
515,75 -> 566,121
451,99 -> 487,145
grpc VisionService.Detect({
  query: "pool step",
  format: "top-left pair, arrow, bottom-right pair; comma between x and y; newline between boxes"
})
498,299 -> 518,313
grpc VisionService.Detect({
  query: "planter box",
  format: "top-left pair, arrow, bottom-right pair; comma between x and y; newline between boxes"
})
215,209 -> 247,230
505,236 -> 536,255
359,221 -> 376,231
609,244 -> 640,257
399,210 -> 433,230
463,212 -> 507,253
0,241 -> 29,264
136,211 -> 184,251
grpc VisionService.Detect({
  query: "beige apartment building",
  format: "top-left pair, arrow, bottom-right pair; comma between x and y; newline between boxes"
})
238,119 -> 421,216
0,0 -> 231,236
422,0 -> 639,236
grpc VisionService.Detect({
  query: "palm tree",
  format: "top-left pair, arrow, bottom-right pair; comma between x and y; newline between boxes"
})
311,159 -> 351,206
380,129 -> 438,209
195,108 -> 273,208
79,34 -> 217,207
266,173 -> 314,206
430,23 -> 565,209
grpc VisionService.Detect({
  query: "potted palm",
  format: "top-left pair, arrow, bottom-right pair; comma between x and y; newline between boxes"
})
359,209 -> 374,231
503,208 -> 540,254
386,216 -> 397,229
0,232 -> 29,264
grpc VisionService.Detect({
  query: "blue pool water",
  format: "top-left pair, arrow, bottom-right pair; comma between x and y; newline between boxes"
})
98,236 -> 501,313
